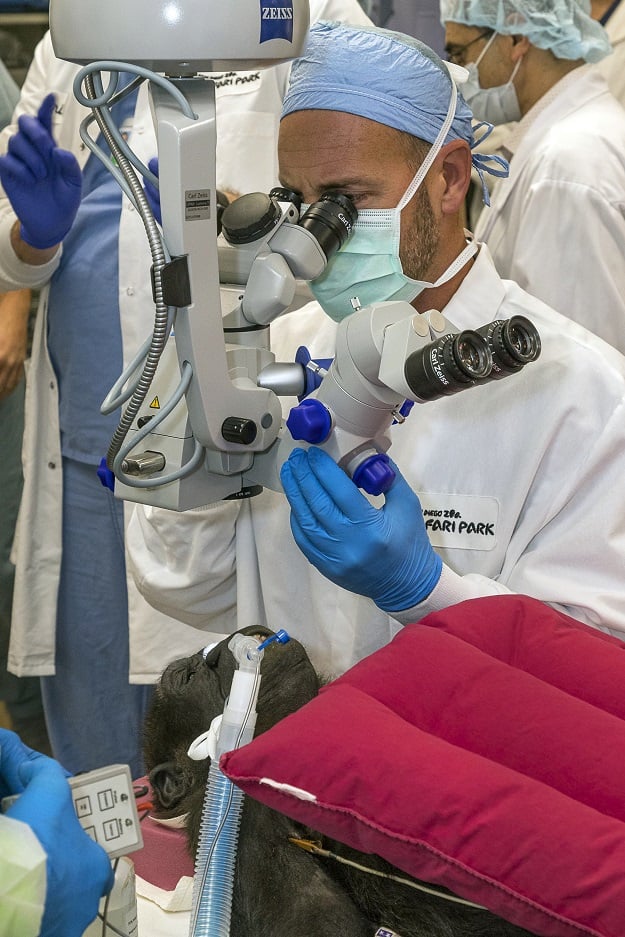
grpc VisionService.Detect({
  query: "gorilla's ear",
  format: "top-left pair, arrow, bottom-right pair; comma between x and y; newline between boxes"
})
149,761 -> 191,812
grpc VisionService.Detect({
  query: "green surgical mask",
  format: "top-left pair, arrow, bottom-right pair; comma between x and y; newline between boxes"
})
310,208 -> 477,322
308,78 -> 476,322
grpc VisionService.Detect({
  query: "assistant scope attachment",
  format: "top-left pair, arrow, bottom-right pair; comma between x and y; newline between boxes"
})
404,315 -> 541,402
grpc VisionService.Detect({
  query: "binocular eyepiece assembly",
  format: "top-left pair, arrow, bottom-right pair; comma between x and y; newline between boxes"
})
405,316 -> 542,402
220,187 -> 357,261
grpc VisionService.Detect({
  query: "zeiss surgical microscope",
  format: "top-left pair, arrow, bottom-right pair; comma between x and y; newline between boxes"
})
49,0 -> 541,513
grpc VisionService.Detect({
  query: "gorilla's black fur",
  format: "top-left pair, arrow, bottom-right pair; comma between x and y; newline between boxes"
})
143,626 -> 537,937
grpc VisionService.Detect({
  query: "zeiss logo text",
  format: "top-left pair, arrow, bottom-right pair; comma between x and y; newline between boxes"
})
262,6 -> 293,17
260,0 -> 294,41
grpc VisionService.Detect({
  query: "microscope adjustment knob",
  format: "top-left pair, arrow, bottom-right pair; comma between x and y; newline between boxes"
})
221,416 -> 258,445
221,192 -> 280,245
286,399 -> 332,444
352,453 -> 396,497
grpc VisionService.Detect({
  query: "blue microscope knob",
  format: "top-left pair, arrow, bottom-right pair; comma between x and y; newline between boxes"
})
352,453 -> 396,496
286,398 -> 332,444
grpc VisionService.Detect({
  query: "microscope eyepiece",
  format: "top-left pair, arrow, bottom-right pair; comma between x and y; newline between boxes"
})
475,315 -> 541,377
404,317 -> 541,402
268,186 -> 302,211
404,330 -> 492,401
298,194 -> 357,261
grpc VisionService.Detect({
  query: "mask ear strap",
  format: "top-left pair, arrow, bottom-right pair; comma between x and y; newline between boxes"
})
397,77 -> 458,211
474,30 -> 497,67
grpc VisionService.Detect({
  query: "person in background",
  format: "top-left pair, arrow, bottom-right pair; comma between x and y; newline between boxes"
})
127,22 -> 625,685
591,0 -> 625,104
0,727 -> 113,937
0,0 -> 372,779
441,0 -> 625,353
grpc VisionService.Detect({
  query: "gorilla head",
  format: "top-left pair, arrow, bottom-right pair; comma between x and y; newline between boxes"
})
143,625 -> 320,856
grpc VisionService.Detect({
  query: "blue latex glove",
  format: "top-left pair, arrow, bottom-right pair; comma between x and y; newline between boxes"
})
1,729 -> 113,937
280,447 -> 442,612
143,155 -> 161,224
0,93 -> 82,249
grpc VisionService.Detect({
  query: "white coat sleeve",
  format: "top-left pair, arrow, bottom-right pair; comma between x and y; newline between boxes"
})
394,394 -> 625,636
0,815 -> 46,937
125,500 -> 241,627
392,564 -> 515,625
508,177 -> 625,353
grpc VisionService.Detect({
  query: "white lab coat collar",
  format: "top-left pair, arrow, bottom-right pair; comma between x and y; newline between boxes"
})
442,242 -> 507,333
503,64 -> 598,160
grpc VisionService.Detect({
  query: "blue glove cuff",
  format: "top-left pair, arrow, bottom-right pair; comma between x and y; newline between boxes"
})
19,221 -> 66,251
378,552 -> 443,613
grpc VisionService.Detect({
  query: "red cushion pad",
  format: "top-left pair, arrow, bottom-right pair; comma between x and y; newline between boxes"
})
419,595 -> 625,718
221,596 -> 625,937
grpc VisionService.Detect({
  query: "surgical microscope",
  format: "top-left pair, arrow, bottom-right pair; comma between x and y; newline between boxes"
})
49,0 -> 541,514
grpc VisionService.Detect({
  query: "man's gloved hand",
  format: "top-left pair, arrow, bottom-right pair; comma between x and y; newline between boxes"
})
280,447 -> 442,612
1,729 -> 113,937
143,156 -> 161,224
0,93 -> 82,249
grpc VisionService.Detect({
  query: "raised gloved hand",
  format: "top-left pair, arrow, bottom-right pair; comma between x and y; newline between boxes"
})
0,93 -> 82,249
143,156 -> 161,224
280,447 -> 442,612
1,729 -> 113,937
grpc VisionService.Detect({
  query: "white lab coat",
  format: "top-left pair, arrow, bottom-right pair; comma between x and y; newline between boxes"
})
127,245 -> 625,680
474,65 -> 625,354
0,0 -> 372,681
598,0 -> 625,106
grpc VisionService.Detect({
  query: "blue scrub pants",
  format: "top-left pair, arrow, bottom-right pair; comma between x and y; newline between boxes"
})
41,457 -> 153,777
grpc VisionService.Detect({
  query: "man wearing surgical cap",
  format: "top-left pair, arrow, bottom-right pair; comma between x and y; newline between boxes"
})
441,0 -> 625,354
127,23 -> 625,686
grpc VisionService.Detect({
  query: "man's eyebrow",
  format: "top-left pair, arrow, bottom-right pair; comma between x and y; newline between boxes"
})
320,179 -> 363,191
278,177 -> 365,198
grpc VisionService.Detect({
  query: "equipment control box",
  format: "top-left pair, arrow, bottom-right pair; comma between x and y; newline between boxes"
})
1,762 -> 144,858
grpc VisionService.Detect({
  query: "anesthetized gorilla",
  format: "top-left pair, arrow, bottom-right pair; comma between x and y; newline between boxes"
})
143,626 -> 536,937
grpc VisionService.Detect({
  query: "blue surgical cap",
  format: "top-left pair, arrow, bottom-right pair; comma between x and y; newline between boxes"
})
440,0 -> 611,63
281,21 -> 476,149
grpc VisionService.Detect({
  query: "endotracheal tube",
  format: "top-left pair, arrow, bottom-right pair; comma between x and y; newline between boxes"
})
189,631 -> 289,937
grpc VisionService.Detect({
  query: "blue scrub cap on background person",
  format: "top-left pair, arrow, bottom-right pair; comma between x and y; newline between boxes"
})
281,20 -> 509,203
439,0 -> 611,63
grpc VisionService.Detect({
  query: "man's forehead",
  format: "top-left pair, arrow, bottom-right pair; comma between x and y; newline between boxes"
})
279,111 -> 403,167
444,22 -> 487,43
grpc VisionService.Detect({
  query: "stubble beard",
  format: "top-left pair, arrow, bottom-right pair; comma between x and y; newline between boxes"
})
400,184 -> 441,282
